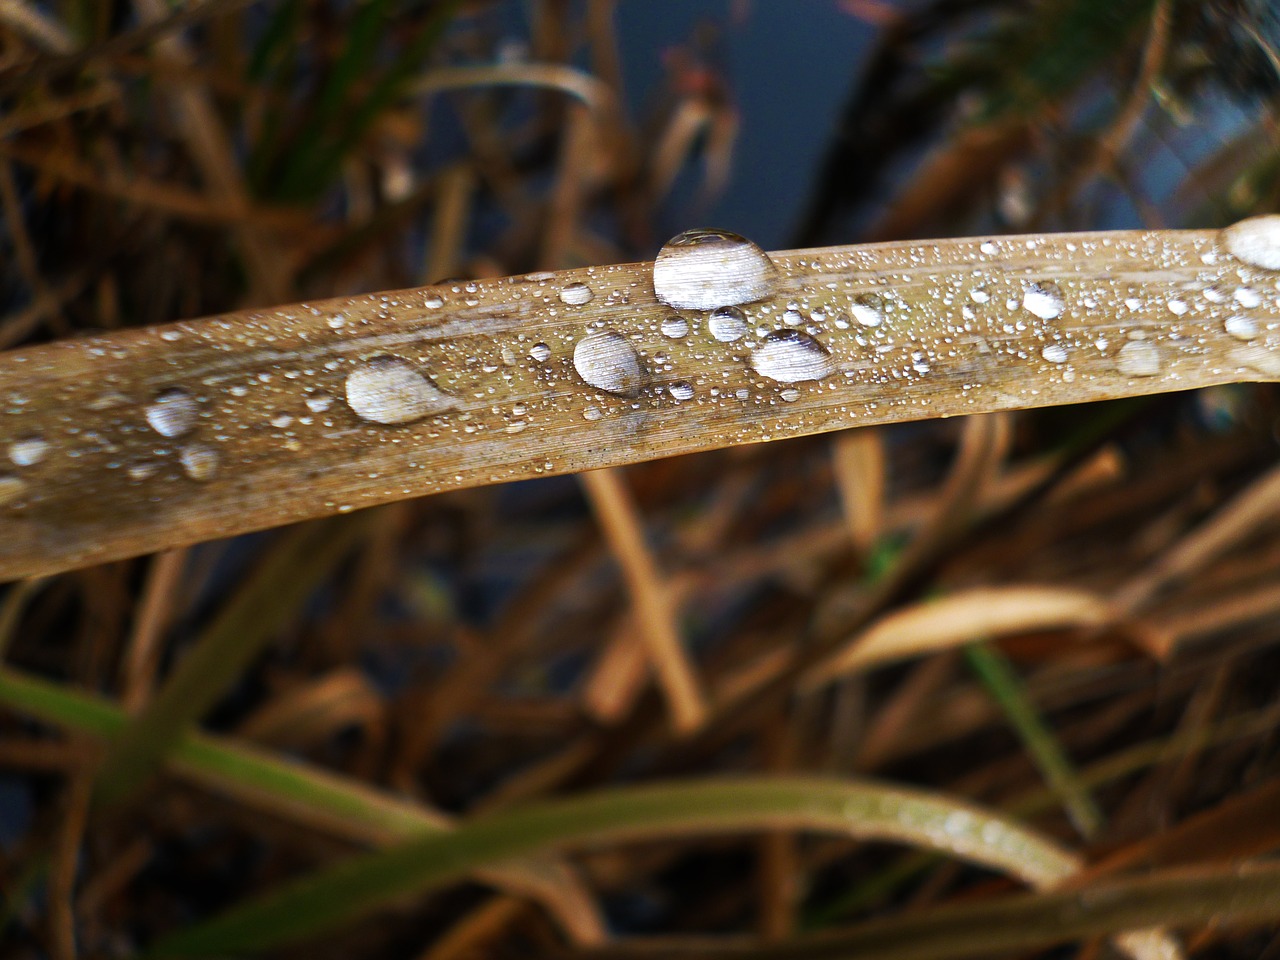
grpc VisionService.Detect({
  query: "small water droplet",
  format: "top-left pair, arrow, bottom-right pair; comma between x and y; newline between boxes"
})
160,329 -> 182,342
269,412 -> 293,429
559,282 -> 593,306
145,388 -> 200,438
9,436 -> 49,467
850,294 -> 885,327
501,344 -> 517,366
127,462 -> 158,481
305,393 -> 334,413
583,405 -> 603,421
970,288 -> 990,304
750,330 -> 835,383
573,330 -> 644,397
530,343 -> 551,362
708,306 -> 748,342
0,474 -> 26,506
661,315 -> 689,339
652,228 -> 778,310
1041,343 -> 1068,364
1167,298 -> 1188,315
1222,215 -> 1280,270
1116,340 -> 1161,377
1225,315 -> 1259,341
1234,287 -> 1262,309
779,387 -> 800,402
979,240 -> 999,255
344,355 -> 454,425
179,443 -> 219,481
1022,282 -> 1065,320
669,381 -> 694,400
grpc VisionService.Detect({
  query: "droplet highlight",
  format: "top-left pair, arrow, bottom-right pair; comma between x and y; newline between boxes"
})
750,330 -> 835,383
652,228 -> 778,310
344,355 -> 454,425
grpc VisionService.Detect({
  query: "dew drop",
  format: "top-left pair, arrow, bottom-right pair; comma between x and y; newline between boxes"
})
669,381 -> 694,401
850,294 -> 885,327
269,412 -> 293,429
1222,215 -> 1280,270
179,443 -> 219,481
583,405 -> 603,421
652,228 -> 778,310
750,330 -> 836,383
145,388 -> 200,438
1022,282 -> 1065,320
1041,343 -> 1068,364
779,387 -> 800,402
305,393 -> 334,413
1115,340 -> 1161,377
0,474 -> 26,507
661,315 -> 689,339
970,288 -> 991,304
1225,315 -> 1259,341
573,331 -> 644,397
127,462 -> 158,481
9,436 -> 49,467
1167,298 -> 1188,316
559,282 -> 593,306
530,343 -> 552,362
1234,287 -> 1262,309
344,355 -> 454,425
708,306 -> 748,342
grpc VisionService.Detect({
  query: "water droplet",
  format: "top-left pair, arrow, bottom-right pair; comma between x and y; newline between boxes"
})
1115,340 -> 1161,377
127,462 -> 158,481
269,412 -> 293,429
559,282 -> 593,306
1225,315 -> 1259,341
9,436 -> 49,467
779,387 -> 800,402
145,388 -> 200,438
179,443 -> 219,481
708,306 -> 748,342
652,228 -> 778,310
573,331 -> 643,397
1222,215 -> 1280,270
1167,298 -> 1188,315
979,240 -> 999,255
583,405 -> 603,421
1041,343 -> 1068,364
850,294 -> 885,327
970,288 -> 990,304
661,315 -> 689,339
0,474 -> 26,506
750,330 -> 835,383
1022,282 -> 1065,320
669,381 -> 694,401
344,355 -> 454,425
305,393 -> 334,413
530,343 -> 551,362
1234,287 -> 1262,309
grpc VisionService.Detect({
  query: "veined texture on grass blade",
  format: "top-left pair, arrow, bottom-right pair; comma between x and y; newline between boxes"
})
3,222 -> 1280,578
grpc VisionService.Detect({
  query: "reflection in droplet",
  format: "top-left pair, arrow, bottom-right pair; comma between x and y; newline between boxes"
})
1115,340 -> 1161,377
1041,344 -> 1068,364
179,443 -> 220,481
661,316 -> 689,339
1222,215 -> 1280,270
559,282 -> 593,306
145,388 -> 200,438
669,381 -> 694,401
1225,315 -> 1259,341
708,306 -> 748,342
573,330 -> 644,397
530,343 -> 552,362
1234,287 -> 1262,309
1022,282 -> 1065,320
850,294 -> 884,327
0,474 -> 26,506
9,436 -> 49,467
344,355 -> 454,425
750,330 -> 835,383
652,228 -> 778,310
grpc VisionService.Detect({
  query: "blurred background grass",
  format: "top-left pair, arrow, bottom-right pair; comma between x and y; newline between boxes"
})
3,1 -> 1280,957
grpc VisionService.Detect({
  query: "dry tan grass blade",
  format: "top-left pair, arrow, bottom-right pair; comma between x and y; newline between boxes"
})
3,222 -> 1280,579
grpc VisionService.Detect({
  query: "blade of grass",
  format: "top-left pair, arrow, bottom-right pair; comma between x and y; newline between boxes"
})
147,775 -> 1091,956
0,666 -> 607,945
93,518 -> 367,807
4,224 -> 1280,579
964,641 -> 1104,839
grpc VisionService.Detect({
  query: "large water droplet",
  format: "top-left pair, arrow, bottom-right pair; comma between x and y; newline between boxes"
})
652,228 -> 778,310
179,443 -> 219,481
559,282 -> 593,306
750,330 -> 835,383
9,436 -> 49,467
1225,315 -> 1259,341
1115,340 -> 1161,377
1222,215 -> 1280,270
850,294 -> 885,327
344,355 -> 454,425
708,306 -> 748,342
573,330 -> 643,397
1022,282 -> 1065,320
145,388 -> 200,438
